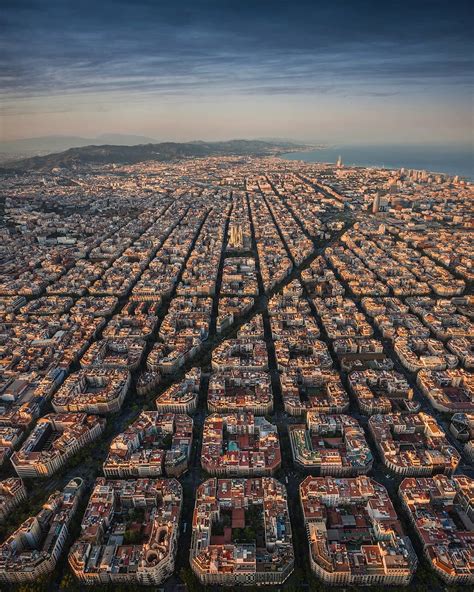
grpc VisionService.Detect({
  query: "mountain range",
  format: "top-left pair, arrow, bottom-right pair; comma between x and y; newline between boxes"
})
0,134 -> 158,160
1,139 -> 308,172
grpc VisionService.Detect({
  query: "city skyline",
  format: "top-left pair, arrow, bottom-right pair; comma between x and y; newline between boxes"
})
0,2 -> 472,590
1,0 -> 473,144
1,155 -> 472,590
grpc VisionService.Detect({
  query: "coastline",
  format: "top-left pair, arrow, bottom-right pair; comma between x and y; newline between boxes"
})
280,144 -> 473,180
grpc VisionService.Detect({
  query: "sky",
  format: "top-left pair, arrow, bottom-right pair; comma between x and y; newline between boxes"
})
0,0 -> 473,144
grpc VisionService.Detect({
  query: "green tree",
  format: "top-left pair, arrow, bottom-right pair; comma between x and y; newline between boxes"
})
179,566 -> 204,592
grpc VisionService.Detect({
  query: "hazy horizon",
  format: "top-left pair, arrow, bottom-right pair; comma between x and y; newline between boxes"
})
2,134 -> 474,148
1,1 -> 473,145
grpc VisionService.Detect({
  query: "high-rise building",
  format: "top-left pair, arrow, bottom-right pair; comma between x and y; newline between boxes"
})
372,193 -> 381,213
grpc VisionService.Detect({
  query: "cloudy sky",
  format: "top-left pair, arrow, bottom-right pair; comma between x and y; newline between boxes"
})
1,0 -> 472,143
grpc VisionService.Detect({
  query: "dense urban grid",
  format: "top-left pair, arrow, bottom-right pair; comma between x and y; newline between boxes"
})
0,155 -> 472,591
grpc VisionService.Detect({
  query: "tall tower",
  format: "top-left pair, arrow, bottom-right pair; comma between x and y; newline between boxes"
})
336,155 -> 343,168
372,194 -> 381,214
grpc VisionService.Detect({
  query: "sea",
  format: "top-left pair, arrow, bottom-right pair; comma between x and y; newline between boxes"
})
281,144 -> 474,180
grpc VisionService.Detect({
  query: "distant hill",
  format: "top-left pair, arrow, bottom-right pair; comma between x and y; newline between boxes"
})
0,134 -> 159,161
4,139 -> 308,172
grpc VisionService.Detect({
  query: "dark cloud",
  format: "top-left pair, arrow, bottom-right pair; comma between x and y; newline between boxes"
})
0,0 -> 472,102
